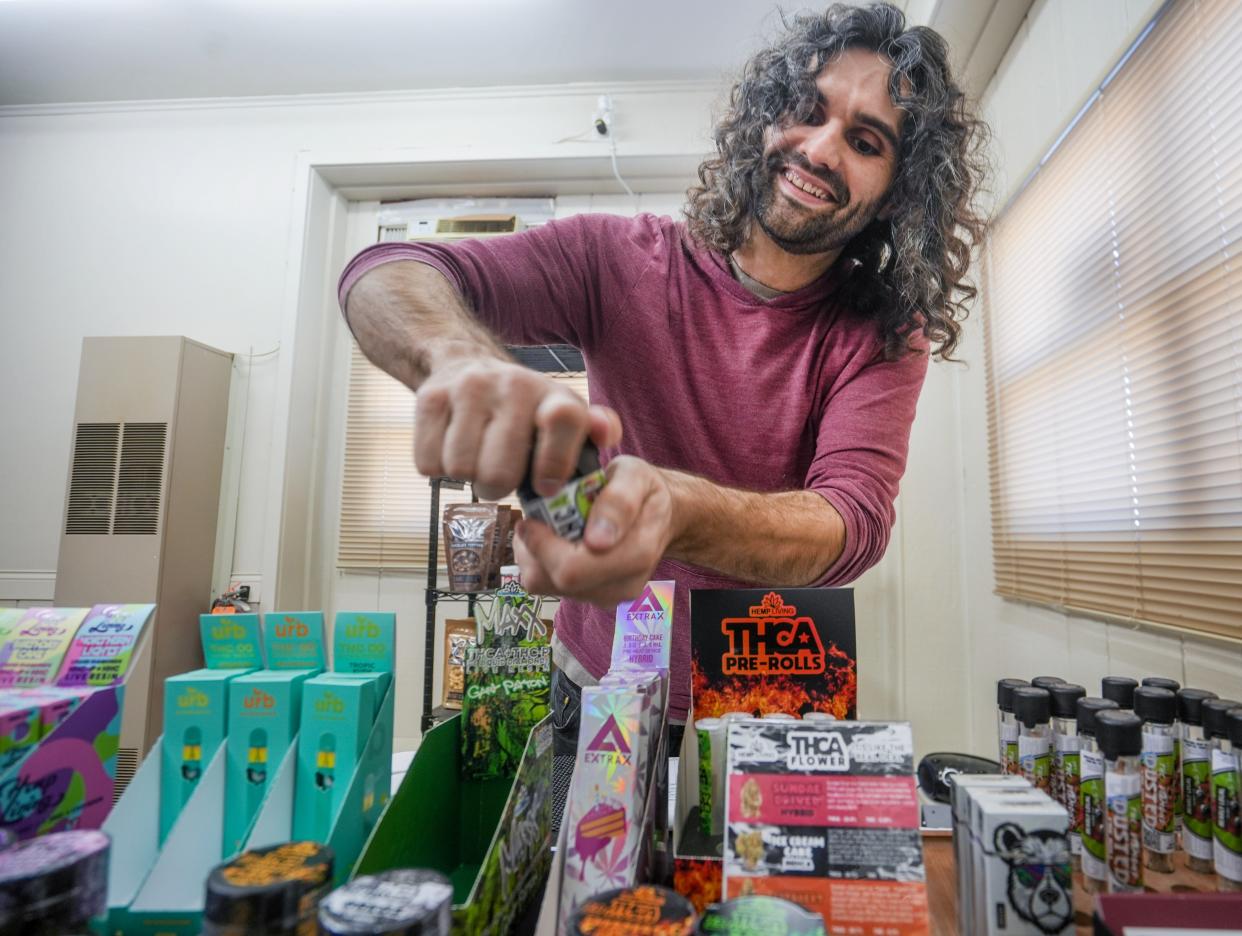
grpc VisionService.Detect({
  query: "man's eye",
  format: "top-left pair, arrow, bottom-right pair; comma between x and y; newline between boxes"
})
852,136 -> 878,156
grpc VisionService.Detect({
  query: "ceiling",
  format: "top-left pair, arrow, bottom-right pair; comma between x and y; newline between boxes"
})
0,0 -> 1031,108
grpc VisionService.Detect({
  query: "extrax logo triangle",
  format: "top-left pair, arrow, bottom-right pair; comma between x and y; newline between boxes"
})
626,585 -> 664,618
585,714 -> 632,765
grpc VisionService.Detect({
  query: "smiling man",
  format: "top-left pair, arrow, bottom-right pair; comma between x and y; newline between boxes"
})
338,2 -> 988,749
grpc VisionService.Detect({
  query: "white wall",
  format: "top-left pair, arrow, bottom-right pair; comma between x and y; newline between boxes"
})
959,0 -> 1242,758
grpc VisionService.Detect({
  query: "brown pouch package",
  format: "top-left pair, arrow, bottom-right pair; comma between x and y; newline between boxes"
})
442,619 -> 477,709
443,504 -> 497,592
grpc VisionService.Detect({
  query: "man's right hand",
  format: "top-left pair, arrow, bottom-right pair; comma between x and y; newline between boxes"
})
412,357 -> 621,502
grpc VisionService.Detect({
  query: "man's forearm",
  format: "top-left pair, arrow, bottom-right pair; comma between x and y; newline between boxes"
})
344,261 -> 507,391
661,469 -> 845,586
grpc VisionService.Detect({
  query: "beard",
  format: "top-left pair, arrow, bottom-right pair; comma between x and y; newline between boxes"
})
752,151 -> 882,256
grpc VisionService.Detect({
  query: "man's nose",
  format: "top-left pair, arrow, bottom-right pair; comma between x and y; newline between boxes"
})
799,119 -> 846,175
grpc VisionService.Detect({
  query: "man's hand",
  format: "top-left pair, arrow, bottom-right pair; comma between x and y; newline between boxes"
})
414,357 -> 621,501
514,456 -> 676,608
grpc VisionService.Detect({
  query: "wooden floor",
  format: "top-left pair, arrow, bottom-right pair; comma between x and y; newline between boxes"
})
923,835 -> 1221,935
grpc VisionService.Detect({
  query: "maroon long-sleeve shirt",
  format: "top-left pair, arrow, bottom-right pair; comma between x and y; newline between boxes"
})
338,212 -> 928,720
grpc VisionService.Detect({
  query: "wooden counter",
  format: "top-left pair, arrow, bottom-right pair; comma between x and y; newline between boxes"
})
923,834 -> 1221,935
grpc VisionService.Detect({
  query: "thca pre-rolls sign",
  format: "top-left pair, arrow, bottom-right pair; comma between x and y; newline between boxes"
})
721,592 -> 827,675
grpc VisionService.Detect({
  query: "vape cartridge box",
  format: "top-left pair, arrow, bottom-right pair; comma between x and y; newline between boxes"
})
223,669 -> 315,856
971,792 -> 1070,935
311,673 -> 385,724
0,607 -> 89,688
161,668 -> 252,844
264,611 -> 327,671
293,675 -> 376,842
951,777 -> 1031,936
55,603 -> 154,688
200,613 -> 264,669
0,695 -> 41,773
332,611 -> 395,699
968,789 -> 1054,932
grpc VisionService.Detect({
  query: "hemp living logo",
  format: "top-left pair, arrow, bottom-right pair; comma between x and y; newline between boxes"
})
584,715 -> 632,767
720,592 -> 826,676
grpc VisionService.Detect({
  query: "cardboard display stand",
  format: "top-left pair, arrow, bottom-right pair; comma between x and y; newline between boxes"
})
355,713 -> 555,936
104,682 -> 393,932
0,603 -> 156,842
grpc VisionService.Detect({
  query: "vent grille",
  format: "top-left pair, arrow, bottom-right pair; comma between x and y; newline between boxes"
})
112,423 -> 167,534
379,223 -> 408,242
435,215 -> 519,235
65,423 -> 120,534
113,746 -> 140,804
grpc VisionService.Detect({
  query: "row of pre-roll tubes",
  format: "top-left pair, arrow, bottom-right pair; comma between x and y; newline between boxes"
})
997,674 -> 1242,893
694,711 -> 837,836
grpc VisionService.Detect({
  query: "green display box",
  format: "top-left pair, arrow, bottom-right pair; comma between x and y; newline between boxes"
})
355,714 -> 553,936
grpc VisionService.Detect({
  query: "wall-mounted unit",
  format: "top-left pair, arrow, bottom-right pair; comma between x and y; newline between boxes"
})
54,336 -> 232,799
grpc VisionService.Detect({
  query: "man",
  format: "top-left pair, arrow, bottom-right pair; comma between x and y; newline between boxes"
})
338,3 -> 988,751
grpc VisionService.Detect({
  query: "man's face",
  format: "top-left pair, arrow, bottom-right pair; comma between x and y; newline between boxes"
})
753,47 -> 904,256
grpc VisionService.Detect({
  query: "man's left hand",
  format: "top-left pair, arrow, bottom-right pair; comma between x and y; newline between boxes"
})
514,455 -> 676,609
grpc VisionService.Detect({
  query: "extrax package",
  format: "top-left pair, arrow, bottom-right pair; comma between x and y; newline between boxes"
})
557,582 -> 674,932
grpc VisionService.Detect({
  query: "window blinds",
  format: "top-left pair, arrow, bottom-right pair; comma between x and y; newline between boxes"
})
983,0 -> 1242,639
337,336 -> 588,571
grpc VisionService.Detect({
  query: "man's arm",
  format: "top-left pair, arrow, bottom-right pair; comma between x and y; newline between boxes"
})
345,261 -> 620,501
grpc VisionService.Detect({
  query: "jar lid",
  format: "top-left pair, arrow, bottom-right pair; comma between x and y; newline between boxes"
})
1177,688 -> 1218,726
1095,710 -> 1143,759
1133,686 -> 1177,725
319,869 -> 454,936
996,678 -> 1029,713
1048,683 -> 1086,718
1100,677 -> 1138,708
1202,699 -> 1242,740
694,895 -> 824,936
0,829 -> 110,930
204,841 -> 333,931
1075,697 -> 1119,736
569,885 -> 696,936
1141,676 -> 1180,694
1012,687 -> 1051,728
1030,676 -> 1065,692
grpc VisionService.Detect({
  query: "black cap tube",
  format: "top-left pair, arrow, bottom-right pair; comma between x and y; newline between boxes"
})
1177,688 -> 1219,726
1141,676 -> 1180,694
1101,676 -> 1139,709
1031,676 -> 1065,692
1202,699 -> 1242,740
1076,697 -> 1119,737
1095,710 -> 1143,760
1049,683 -> 1086,719
1013,686 -> 1051,729
1228,709 -> 1242,747
997,678 -> 1030,713
1133,686 -> 1177,725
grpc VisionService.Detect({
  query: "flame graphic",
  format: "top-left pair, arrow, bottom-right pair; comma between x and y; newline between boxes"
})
690,641 -> 856,719
673,859 -> 722,914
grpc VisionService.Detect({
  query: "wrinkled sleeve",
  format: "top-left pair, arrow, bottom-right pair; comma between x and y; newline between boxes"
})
337,214 -> 654,355
805,345 -> 929,585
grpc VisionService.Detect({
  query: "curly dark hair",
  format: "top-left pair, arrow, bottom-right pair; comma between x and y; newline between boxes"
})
685,2 -> 990,360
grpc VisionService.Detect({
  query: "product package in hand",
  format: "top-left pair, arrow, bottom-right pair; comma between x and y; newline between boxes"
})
518,438 -> 607,541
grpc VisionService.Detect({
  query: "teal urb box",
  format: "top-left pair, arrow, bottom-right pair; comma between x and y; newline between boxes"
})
332,612 -> 395,696
223,669 -> 316,856
264,611 -> 327,671
199,614 -> 264,669
293,675 -> 376,843
161,668 -> 251,843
